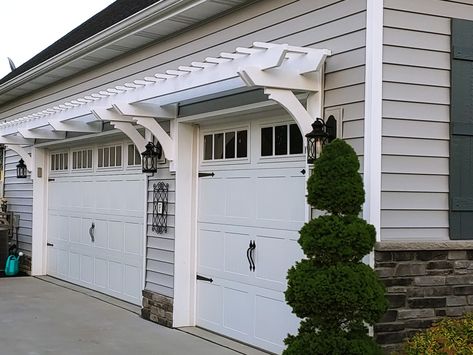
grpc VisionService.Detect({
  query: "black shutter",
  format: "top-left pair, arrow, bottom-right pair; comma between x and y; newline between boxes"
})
450,19 -> 473,239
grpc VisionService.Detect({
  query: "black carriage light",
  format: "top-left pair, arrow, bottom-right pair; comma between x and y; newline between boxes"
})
305,116 -> 337,164
16,159 -> 27,179
141,141 -> 159,173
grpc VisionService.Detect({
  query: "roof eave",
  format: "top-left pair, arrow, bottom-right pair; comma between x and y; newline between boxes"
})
0,0 -> 204,96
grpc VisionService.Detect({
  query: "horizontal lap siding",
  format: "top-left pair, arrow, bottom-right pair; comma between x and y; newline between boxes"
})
146,165 -> 175,298
0,0 -> 367,296
381,0 -> 473,241
4,149 -> 33,254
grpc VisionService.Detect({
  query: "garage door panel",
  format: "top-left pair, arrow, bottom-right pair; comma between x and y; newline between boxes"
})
124,264 -> 141,299
95,258 -> 108,288
69,252 -> 80,280
199,179 -> 226,217
198,229 -> 224,272
69,217 -> 81,243
47,169 -> 145,305
80,255 -> 94,284
254,235 -> 303,291
256,175 -> 305,225
81,218 -> 94,244
225,177 -> 253,219
94,220 -> 109,249
223,286 -> 252,336
254,291 -> 299,350
224,232 -> 251,277
109,261 -> 123,293
197,281 -> 223,327
124,223 -> 143,255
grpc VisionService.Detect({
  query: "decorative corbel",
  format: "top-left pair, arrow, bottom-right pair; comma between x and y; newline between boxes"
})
91,107 -> 147,153
112,103 -> 177,162
109,121 -> 146,153
264,88 -> 313,135
4,144 -> 32,170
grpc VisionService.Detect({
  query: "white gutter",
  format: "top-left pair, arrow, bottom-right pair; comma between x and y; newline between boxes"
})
0,0 -> 209,96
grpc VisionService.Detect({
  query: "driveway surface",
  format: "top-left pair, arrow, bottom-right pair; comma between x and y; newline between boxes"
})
0,277 -> 239,355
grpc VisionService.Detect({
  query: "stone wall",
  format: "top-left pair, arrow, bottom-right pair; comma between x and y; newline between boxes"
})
20,254 -> 31,274
141,289 -> 173,328
374,242 -> 473,353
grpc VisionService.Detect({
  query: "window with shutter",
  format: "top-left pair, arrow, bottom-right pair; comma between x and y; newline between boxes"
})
450,19 -> 473,239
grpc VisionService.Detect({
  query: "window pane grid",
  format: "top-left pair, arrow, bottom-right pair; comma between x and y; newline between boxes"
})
203,130 -> 248,161
260,123 -> 303,157
50,153 -> 68,172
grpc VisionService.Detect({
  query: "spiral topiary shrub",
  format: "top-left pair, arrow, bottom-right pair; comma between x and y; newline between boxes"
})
284,138 -> 388,355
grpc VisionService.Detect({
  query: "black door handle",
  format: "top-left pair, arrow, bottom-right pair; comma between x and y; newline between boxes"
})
247,240 -> 256,272
47,243 -> 54,247
89,223 -> 95,243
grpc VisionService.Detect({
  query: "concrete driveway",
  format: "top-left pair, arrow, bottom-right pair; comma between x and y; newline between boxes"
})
0,277 -> 239,355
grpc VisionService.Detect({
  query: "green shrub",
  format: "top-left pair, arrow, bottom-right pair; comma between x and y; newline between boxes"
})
403,313 -> 473,355
284,139 -> 388,355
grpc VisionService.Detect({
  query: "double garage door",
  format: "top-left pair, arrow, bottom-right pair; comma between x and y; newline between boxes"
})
196,119 -> 306,354
47,152 -> 145,305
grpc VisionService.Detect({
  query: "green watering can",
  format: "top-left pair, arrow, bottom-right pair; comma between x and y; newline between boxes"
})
5,252 -> 23,276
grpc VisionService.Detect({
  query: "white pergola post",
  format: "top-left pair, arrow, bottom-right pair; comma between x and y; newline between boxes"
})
31,147 -> 48,275
173,122 -> 198,327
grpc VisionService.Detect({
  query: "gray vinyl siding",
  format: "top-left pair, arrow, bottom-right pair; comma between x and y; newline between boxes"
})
145,164 -> 175,298
3,149 -> 33,254
0,0 -> 366,296
381,0 -> 473,241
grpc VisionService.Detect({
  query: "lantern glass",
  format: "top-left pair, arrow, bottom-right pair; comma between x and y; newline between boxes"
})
16,159 -> 27,178
141,142 -> 158,173
305,119 -> 328,164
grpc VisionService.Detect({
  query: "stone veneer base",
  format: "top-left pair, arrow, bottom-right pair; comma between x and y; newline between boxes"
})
141,289 -> 173,328
374,241 -> 473,353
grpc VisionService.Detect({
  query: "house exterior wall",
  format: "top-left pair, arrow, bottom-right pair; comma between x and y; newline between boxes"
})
381,0 -> 473,241
4,149 -> 33,261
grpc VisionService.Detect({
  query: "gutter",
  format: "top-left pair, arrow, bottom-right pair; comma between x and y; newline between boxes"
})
0,0 -> 208,96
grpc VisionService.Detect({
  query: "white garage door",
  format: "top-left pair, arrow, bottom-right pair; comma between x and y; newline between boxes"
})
196,120 -> 306,354
47,148 -> 145,305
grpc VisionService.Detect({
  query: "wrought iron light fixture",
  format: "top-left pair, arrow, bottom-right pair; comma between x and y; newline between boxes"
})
141,141 -> 163,173
16,159 -> 27,178
305,116 -> 337,163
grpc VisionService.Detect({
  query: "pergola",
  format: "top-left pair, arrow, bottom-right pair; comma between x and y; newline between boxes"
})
0,42 -> 330,171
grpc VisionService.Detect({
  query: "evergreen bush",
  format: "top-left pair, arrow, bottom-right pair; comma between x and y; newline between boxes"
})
284,139 -> 388,355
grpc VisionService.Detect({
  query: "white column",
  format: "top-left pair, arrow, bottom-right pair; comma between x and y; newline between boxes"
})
31,147 -> 48,275
173,122 -> 198,327
363,0 -> 384,242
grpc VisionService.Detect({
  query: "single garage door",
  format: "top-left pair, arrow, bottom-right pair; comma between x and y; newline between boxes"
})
47,145 -> 145,305
196,119 -> 306,354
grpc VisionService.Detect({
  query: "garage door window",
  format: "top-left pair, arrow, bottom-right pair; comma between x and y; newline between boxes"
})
98,145 -> 122,168
203,129 -> 248,161
261,123 -> 303,157
127,144 -> 142,166
72,149 -> 92,170
51,152 -> 68,171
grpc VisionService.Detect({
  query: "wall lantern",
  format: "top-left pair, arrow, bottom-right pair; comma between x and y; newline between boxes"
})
305,116 -> 337,164
16,159 -> 27,179
141,141 -> 163,173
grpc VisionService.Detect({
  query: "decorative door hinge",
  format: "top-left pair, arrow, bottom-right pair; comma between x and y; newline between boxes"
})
196,274 -> 213,283
198,172 -> 215,178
